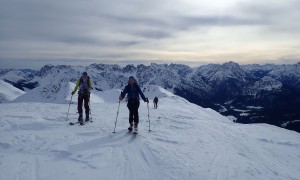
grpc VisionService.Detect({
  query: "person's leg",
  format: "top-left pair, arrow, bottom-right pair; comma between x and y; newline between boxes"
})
133,101 -> 140,128
78,95 -> 84,121
127,103 -> 134,127
84,95 -> 90,121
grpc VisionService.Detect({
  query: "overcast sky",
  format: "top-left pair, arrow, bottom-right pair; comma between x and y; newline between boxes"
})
0,0 -> 299,68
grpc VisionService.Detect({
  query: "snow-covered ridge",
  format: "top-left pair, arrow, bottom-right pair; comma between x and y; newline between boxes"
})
13,82 -> 103,104
0,91 -> 300,179
0,79 -> 25,103
0,63 -> 300,179
1,61 -> 300,132
1,62 -> 300,96
254,76 -> 282,91
0,69 -> 31,82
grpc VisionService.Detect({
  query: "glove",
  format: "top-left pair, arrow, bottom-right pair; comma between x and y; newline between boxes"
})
145,98 -> 149,103
71,91 -> 75,95
119,96 -> 123,101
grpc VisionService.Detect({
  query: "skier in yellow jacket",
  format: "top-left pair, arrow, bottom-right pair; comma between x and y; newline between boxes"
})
71,72 -> 92,122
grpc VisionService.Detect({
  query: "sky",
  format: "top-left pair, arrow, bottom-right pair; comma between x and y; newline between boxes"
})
0,0 -> 300,69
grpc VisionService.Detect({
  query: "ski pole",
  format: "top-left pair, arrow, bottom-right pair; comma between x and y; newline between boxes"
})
147,102 -> 151,132
86,67 -> 93,121
113,101 -> 121,133
89,94 -> 92,121
66,95 -> 73,121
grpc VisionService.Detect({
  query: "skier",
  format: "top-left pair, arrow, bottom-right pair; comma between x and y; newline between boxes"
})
153,96 -> 158,109
119,76 -> 149,133
71,72 -> 92,123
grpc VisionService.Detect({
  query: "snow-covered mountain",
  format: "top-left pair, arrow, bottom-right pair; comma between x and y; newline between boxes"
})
2,62 -> 299,96
0,88 -> 300,180
0,69 -> 37,91
1,62 -> 300,132
0,69 -> 31,82
13,81 -> 103,104
0,79 -> 25,103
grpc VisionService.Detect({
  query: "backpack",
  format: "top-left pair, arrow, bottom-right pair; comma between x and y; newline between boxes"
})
80,76 -> 90,85
79,76 -> 90,95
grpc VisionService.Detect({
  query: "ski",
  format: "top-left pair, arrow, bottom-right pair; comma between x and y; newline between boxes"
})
69,120 -> 92,126
133,128 -> 138,134
79,120 -> 93,125
69,121 -> 80,126
127,126 -> 138,134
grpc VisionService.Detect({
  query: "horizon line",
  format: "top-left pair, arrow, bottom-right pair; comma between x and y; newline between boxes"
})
1,58 -> 300,70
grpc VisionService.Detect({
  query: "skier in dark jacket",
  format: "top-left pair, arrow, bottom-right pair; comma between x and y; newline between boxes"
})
119,76 -> 149,132
71,72 -> 92,122
153,96 -> 158,109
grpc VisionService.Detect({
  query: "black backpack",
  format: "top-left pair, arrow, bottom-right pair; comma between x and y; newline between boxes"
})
79,76 -> 90,95
80,76 -> 90,85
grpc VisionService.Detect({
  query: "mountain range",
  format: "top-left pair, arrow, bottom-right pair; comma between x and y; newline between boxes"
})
1,61 -> 300,132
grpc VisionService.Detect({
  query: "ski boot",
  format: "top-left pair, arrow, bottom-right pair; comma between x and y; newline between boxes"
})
85,113 -> 90,122
133,124 -> 138,134
128,123 -> 133,132
78,112 -> 83,122
78,112 -> 84,125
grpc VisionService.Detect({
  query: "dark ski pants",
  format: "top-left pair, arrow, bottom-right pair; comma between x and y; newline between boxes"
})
78,94 -> 90,115
127,101 -> 140,126
154,102 -> 158,109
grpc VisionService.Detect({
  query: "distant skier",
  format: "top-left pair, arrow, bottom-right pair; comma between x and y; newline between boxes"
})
71,72 -> 92,122
153,96 -> 159,109
119,76 -> 149,133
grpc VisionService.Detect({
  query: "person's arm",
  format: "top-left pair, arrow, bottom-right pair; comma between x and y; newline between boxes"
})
72,80 -> 80,95
88,79 -> 92,89
120,86 -> 128,100
137,85 -> 147,102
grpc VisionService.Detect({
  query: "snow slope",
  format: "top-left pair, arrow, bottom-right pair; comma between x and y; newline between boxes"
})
0,92 -> 300,180
142,85 -> 175,99
0,79 -> 25,103
92,89 -> 122,103
0,69 -> 31,82
14,82 -> 103,104
92,85 -> 173,103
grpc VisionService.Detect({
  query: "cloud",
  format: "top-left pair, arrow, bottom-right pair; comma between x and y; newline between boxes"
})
0,0 -> 300,66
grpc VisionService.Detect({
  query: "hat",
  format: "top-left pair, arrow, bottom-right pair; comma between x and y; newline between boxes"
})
82,72 -> 88,76
129,76 -> 135,80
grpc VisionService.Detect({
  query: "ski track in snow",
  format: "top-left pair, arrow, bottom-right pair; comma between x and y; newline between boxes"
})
0,97 -> 300,180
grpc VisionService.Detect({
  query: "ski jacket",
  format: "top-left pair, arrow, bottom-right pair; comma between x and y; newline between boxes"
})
153,97 -> 158,103
73,76 -> 92,95
120,83 -> 147,103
